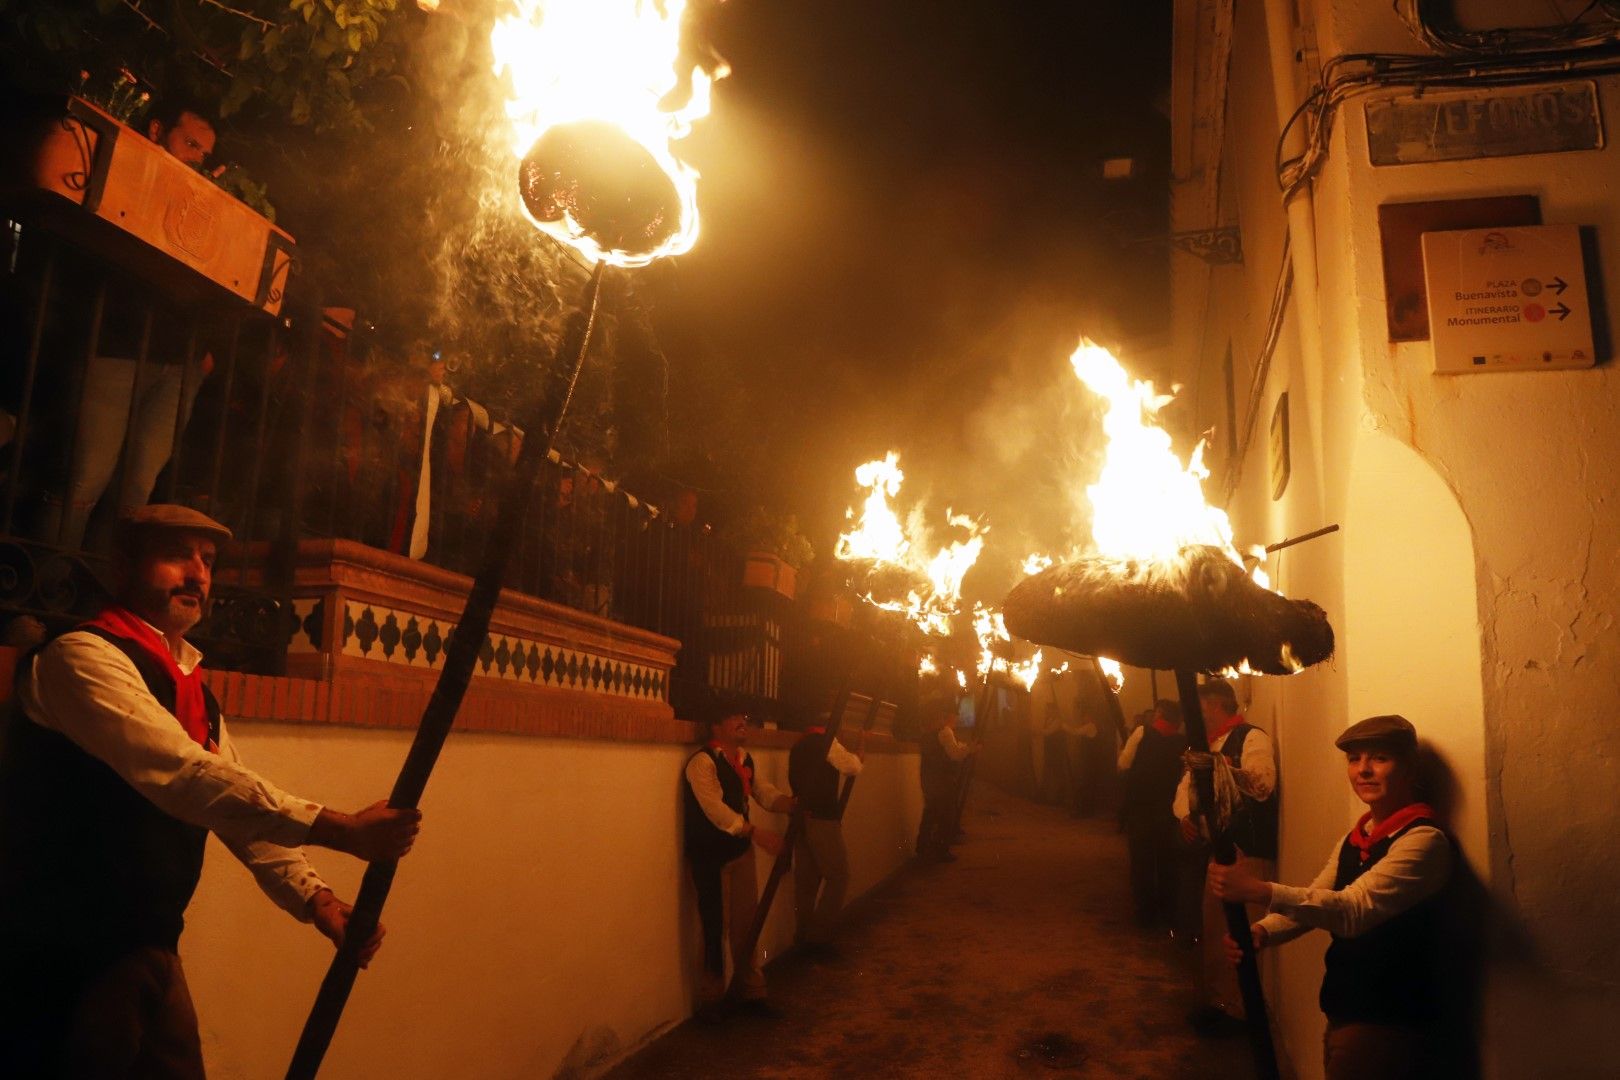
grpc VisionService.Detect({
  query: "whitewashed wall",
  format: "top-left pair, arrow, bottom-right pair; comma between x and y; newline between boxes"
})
183,723 -> 922,1079
1170,0 -> 1620,1075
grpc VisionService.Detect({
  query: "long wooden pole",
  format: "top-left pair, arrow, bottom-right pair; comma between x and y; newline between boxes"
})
1174,669 -> 1279,1080
834,682 -> 886,820
729,681 -> 877,992
947,673 -> 995,836
285,261 -> 609,1079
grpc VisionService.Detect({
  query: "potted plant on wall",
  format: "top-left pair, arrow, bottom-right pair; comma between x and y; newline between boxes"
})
737,506 -> 814,599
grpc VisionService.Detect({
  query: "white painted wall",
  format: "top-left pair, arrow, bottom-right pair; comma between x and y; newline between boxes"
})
1173,1 -> 1620,1074
183,723 -> 921,1079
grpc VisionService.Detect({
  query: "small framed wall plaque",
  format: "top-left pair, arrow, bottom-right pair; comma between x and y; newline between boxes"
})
1270,392 -> 1290,501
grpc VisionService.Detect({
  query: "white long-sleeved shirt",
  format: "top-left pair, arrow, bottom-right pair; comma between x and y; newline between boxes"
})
1255,824 -> 1451,943
1172,721 -> 1275,820
1117,725 -> 1145,772
18,628 -> 329,920
826,736 -> 864,777
684,749 -> 787,836
939,725 -> 972,762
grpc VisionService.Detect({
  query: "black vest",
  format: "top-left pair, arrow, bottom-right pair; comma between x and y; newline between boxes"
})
1320,817 -> 1449,1025
1219,724 -> 1278,859
789,731 -> 841,821
681,746 -> 752,864
0,627 -> 223,963
918,728 -> 956,799
1123,725 -> 1187,821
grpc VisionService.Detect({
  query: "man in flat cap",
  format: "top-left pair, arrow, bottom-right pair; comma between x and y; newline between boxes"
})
0,505 -> 423,1077
1209,715 -> 1455,1079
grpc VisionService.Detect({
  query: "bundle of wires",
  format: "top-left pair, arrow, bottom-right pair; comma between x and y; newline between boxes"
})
1278,1 -> 1620,201
1222,1 -> 1620,503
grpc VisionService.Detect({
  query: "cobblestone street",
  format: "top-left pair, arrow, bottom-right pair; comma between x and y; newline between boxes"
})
610,784 -> 1260,1079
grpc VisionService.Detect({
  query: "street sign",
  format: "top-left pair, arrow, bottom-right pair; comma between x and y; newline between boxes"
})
1366,82 -> 1603,167
1421,224 -> 1595,374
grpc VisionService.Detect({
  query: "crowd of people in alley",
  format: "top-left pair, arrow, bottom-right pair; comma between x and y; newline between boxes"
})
676,674 -> 1465,1079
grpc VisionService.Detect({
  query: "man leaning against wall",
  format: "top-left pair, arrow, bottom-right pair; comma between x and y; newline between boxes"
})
1211,715 -> 1458,1079
681,707 -> 793,1020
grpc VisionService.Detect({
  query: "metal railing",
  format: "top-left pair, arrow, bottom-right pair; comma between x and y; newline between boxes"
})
0,221 -> 909,719
0,217 -> 306,670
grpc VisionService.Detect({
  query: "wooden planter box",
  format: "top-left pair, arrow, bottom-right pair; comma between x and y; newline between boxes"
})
807,593 -> 854,627
742,551 -> 797,599
1,96 -> 294,315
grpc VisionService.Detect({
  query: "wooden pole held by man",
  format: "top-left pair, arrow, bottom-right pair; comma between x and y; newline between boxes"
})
285,262 -> 609,1079
1174,668 -> 1279,1080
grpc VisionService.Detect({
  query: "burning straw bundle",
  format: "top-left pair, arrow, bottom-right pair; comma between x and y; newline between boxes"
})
1001,544 -> 1333,675
1002,543 -> 1333,1080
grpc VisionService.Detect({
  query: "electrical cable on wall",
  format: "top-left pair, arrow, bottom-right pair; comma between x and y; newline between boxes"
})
1213,4 -> 1618,504
1395,0 -> 1620,56
1277,10 -> 1620,202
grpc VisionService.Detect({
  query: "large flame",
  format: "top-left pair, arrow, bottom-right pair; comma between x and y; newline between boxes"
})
836,453 -> 985,640
1067,339 -> 1284,673
490,0 -> 721,266
1069,340 -> 1241,564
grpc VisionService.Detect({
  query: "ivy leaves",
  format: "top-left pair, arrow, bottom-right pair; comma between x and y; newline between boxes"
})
1,0 -> 405,132
221,0 -> 402,130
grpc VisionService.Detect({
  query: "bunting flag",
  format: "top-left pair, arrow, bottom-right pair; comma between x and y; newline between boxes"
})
406,379 -> 667,561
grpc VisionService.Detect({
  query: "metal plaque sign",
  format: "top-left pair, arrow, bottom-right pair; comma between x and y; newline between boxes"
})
1365,82 -> 1603,167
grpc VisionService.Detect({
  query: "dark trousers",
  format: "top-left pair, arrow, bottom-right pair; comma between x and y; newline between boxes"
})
2,943 -> 206,1079
1125,813 -> 1178,925
917,781 -> 953,855
1175,843 -> 1209,946
689,856 -> 728,978
687,852 -> 765,1002
1324,1020 -> 1434,1080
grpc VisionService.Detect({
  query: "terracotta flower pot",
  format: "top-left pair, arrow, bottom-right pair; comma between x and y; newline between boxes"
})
742,551 -> 797,599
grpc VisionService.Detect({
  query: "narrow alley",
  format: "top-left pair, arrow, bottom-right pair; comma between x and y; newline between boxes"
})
610,784 -> 1257,1080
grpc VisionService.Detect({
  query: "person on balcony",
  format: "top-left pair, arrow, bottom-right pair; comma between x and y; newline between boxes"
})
1212,715 -> 1455,1078
34,98 -> 223,551
681,707 -> 792,1019
787,709 -> 864,956
0,504 -> 423,1078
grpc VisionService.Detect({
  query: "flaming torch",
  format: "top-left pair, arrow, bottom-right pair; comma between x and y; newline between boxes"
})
1002,341 -> 1333,1080
286,4 -> 725,1075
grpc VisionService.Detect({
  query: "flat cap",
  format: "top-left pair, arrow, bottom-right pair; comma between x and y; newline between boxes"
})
117,504 -> 233,543
1335,714 -> 1417,751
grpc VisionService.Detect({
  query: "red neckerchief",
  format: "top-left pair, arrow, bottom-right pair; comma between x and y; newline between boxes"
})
805,726 -> 826,735
1348,802 -> 1435,862
1205,712 -> 1245,747
1151,717 -> 1179,738
83,605 -> 213,751
708,740 -> 752,801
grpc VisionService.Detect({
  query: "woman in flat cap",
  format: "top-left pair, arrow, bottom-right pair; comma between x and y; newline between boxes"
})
1208,715 -> 1455,1079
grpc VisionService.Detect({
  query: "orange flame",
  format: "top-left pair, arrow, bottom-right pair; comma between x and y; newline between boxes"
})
1067,339 -> 1285,674
836,453 -> 985,639
490,0 -> 722,266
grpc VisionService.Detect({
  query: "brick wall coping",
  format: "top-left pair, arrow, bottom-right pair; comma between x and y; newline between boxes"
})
206,666 -> 918,754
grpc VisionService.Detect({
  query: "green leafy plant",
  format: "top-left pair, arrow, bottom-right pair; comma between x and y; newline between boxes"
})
209,163 -> 277,221
737,506 -> 815,569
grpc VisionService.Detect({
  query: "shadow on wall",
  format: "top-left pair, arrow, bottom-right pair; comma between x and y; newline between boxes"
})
1419,742 -> 1486,1078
